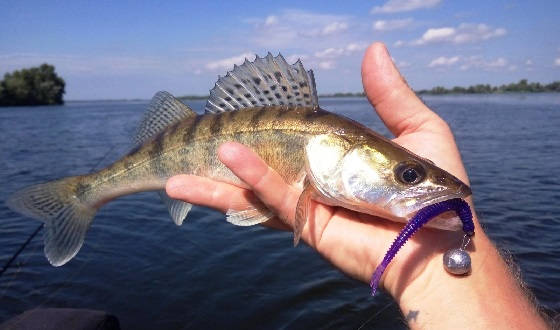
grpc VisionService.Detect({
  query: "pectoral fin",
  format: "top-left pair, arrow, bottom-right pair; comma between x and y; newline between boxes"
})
294,180 -> 314,247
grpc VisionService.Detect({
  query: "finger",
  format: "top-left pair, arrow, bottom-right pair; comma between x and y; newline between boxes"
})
218,142 -> 301,225
167,174 -> 253,213
166,174 -> 290,230
361,42 -> 449,137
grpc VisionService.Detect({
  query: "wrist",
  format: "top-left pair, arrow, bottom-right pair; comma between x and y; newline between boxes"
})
383,222 -> 547,329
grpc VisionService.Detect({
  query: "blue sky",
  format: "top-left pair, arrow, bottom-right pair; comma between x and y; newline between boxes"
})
1,0 -> 559,100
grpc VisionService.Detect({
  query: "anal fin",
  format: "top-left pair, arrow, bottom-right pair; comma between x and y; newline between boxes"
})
159,191 -> 192,226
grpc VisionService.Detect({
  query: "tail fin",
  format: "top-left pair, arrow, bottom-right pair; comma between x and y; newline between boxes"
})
6,177 -> 97,266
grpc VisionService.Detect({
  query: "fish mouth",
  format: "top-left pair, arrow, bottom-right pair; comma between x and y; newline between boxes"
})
408,185 -> 472,231
415,184 -> 471,210
385,184 -> 472,231
388,184 -> 471,213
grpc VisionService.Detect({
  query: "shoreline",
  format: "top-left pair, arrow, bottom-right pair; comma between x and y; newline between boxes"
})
60,91 -> 559,103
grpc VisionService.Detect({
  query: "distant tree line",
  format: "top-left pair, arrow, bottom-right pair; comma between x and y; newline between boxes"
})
177,95 -> 208,101
319,92 -> 367,98
417,79 -> 560,95
316,79 -> 560,98
0,64 -> 65,106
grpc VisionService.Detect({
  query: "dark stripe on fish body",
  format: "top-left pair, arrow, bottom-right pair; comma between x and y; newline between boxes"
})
277,106 -> 296,118
152,134 -> 166,155
209,112 -> 223,136
250,107 -> 268,128
229,110 -> 248,130
148,135 -> 167,175
231,131 -> 244,143
202,135 -> 217,164
75,181 -> 91,197
183,115 -> 202,144
168,121 -> 181,137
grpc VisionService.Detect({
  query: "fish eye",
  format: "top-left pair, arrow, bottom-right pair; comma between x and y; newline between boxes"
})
395,162 -> 425,185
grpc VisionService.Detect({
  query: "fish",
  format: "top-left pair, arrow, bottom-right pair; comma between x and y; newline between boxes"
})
6,53 -> 472,267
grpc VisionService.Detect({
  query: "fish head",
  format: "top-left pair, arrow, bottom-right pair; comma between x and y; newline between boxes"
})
306,133 -> 472,231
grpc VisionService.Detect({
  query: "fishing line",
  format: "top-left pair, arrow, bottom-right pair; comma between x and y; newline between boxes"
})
0,233 -> 42,300
0,224 -> 43,276
356,300 -> 397,330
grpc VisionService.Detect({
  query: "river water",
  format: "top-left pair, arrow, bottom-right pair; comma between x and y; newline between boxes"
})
1,94 -> 559,328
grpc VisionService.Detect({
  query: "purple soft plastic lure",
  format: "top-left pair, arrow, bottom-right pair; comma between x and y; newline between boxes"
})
370,198 -> 474,295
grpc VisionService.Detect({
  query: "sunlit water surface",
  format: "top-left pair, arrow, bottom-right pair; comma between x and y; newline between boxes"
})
1,94 -> 559,328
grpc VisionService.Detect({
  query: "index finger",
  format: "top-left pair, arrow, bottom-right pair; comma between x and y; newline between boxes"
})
218,142 -> 301,225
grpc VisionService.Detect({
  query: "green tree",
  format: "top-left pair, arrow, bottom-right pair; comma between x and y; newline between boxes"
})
0,64 -> 65,106
418,79 -> 560,94
545,81 -> 560,92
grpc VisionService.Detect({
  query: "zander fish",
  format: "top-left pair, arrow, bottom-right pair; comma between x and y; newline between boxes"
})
7,54 -> 472,266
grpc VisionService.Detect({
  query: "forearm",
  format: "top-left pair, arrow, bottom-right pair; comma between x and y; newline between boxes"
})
391,225 -> 548,329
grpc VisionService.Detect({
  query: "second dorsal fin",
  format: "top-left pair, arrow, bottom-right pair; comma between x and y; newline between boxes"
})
134,91 -> 196,145
204,53 -> 319,113
132,91 -> 197,227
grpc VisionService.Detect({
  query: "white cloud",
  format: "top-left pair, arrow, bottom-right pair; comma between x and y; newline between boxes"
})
205,52 -> 255,71
424,55 -> 511,71
247,10 -> 351,48
322,21 -> 348,35
314,43 -> 367,59
554,58 -> 560,66
393,40 -> 405,47
525,59 -> 533,66
371,0 -> 441,13
415,27 -> 456,44
318,61 -> 335,69
0,53 -> 169,75
307,43 -> 367,71
428,56 -> 460,67
285,54 -> 308,64
459,56 -> 508,71
315,48 -> 345,58
486,57 -> 507,68
264,15 -> 278,26
373,18 -> 413,31
345,43 -> 368,52
412,23 -> 506,45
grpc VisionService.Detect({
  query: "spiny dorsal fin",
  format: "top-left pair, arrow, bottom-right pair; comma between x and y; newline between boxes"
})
134,91 -> 197,145
204,53 -> 319,113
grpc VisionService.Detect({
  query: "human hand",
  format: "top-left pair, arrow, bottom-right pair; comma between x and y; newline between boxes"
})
166,42 -> 548,329
166,42 -> 474,298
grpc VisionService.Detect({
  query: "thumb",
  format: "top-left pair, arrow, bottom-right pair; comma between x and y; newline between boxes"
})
362,42 -> 446,137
